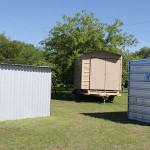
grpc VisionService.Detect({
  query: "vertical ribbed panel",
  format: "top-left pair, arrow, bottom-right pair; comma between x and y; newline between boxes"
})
0,64 -> 51,121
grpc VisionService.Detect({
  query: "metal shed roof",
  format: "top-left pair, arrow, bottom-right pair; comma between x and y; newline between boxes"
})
83,50 -> 122,56
127,58 -> 150,62
0,63 -> 54,69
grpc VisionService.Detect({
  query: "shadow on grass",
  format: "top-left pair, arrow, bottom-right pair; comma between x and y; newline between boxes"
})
52,93 -> 105,103
82,95 -> 105,103
52,92 -> 75,101
81,111 -> 150,126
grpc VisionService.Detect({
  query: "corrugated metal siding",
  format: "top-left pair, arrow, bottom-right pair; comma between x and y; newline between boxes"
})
128,60 -> 150,123
0,64 -> 51,121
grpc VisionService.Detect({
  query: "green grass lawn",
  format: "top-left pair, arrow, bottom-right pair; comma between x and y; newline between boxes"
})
0,91 -> 150,150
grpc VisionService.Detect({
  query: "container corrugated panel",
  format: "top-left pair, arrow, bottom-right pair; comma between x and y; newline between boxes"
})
128,112 -> 150,123
130,82 -> 150,88
130,66 -> 150,72
130,89 -> 150,97
0,64 -> 52,121
128,59 -> 150,123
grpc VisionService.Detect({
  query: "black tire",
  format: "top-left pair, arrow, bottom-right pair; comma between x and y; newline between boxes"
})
108,96 -> 115,102
75,91 -> 83,102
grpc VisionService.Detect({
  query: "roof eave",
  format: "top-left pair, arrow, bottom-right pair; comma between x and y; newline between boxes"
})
83,50 -> 122,56
0,63 -> 55,69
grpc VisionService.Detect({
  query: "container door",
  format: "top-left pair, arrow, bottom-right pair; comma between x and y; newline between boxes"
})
90,58 -> 105,89
105,59 -> 121,90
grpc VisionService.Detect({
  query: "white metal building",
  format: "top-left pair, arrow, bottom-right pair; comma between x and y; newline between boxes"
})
0,63 -> 52,121
128,59 -> 150,123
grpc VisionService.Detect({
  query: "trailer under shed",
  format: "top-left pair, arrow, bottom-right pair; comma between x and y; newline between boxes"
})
0,63 -> 52,121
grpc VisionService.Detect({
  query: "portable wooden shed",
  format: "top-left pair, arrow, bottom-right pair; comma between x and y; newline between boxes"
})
128,59 -> 150,123
74,51 -> 122,97
0,63 -> 53,121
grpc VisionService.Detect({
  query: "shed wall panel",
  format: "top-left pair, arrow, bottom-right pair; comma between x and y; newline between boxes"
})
128,60 -> 150,123
0,64 -> 51,121
105,59 -> 121,90
130,82 -> 150,88
130,73 -> 146,80
130,65 -> 150,72
129,97 -> 150,106
130,89 -> 150,97
81,59 -> 90,89
90,58 -> 105,89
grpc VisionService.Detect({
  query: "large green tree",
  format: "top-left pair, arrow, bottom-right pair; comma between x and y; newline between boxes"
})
42,10 -> 137,88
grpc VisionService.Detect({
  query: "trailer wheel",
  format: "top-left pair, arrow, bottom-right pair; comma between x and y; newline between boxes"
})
108,96 -> 115,102
75,90 -> 83,102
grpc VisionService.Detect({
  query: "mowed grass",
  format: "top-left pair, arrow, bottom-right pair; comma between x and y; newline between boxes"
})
0,91 -> 150,150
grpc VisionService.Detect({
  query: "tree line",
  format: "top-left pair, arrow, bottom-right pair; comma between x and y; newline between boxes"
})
0,10 -> 149,90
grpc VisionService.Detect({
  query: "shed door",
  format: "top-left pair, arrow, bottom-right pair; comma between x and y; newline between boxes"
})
90,58 -> 105,89
105,59 -> 121,90
90,58 -> 121,90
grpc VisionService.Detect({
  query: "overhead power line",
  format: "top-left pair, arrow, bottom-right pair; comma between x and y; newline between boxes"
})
139,41 -> 150,43
104,8 -> 150,19
134,31 -> 150,35
124,20 -> 150,27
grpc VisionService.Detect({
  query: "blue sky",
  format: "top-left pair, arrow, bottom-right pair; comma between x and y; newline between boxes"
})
0,0 -> 150,52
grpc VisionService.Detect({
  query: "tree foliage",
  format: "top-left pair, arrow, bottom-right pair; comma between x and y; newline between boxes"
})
0,34 -> 48,66
42,10 -> 137,88
133,47 -> 150,59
